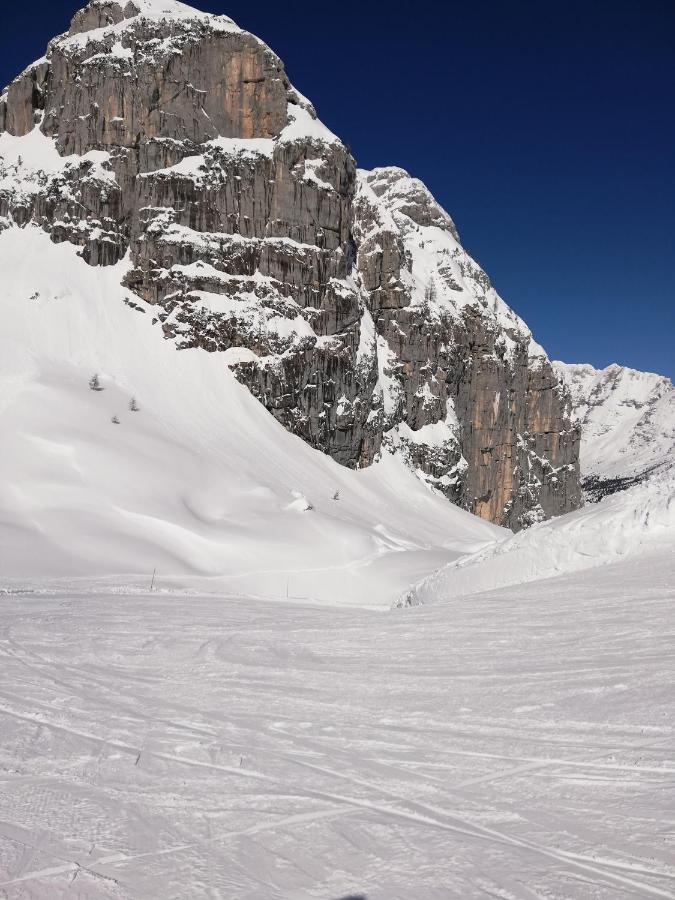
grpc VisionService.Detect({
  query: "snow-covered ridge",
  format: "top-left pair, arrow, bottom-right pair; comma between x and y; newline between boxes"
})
65,0 -> 242,42
411,463 -> 675,605
118,0 -> 234,21
554,360 -> 675,495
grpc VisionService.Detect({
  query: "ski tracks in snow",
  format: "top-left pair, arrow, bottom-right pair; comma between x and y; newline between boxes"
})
0,555 -> 674,898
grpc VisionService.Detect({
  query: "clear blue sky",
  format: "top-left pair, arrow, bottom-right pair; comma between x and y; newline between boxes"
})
3,0 -> 674,378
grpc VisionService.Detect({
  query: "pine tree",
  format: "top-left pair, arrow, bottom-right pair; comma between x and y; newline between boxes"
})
89,373 -> 103,391
130,397 -> 140,412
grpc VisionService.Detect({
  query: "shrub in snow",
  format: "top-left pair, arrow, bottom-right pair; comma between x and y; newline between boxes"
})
89,374 -> 103,391
130,397 -> 140,412
111,415 -> 120,425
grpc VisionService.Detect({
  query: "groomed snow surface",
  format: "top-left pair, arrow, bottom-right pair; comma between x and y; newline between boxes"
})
1,227 -> 674,898
1,552 -> 674,898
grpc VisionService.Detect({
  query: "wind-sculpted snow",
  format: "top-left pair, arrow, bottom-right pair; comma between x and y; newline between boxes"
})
413,465 -> 675,604
0,552 -> 674,897
0,227 -> 500,602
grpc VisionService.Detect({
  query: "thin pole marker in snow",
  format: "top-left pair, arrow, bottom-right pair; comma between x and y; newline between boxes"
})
150,568 -> 156,591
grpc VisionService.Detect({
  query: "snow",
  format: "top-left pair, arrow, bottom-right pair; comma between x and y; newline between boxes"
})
0,549 -> 673,898
396,416 -> 458,448
355,307 -> 376,369
280,103 -> 341,147
366,165 -> 459,236
209,135 -> 275,159
414,465 -> 675,603
60,0 -> 241,51
0,128 -> 66,175
1,13 -> 673,897
0,128 -> 113,189
0,127 -> 114,201
0,161 -> 673,900
554,360 -> 675,483
0,225 -> 500,607
301,157 -> 334,190
128,0 -> 234,18
144,137 -> 276,181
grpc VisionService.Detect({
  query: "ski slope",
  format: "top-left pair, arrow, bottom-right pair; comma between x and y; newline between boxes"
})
0,550 -> 673,898
0,226 -> 501,607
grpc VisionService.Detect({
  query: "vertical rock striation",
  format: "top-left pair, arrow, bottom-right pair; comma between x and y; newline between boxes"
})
354,168 -> 580,528
0,0 -> 582,529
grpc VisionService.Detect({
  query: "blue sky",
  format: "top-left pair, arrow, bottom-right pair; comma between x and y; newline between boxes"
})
3,0 -> 674,378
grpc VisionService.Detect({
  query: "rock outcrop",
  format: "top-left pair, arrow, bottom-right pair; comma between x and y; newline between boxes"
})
0,0 -> 582,529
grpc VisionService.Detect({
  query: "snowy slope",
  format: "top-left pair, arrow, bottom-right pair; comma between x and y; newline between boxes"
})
1,551 -> 674,898
553,361 -> 675,497
0,226 -> 502,605
413,467 -> 675,603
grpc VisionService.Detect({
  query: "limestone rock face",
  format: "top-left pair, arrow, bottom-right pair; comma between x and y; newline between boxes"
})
354,168 -> 581,528
0,0 -> 582,528
7,3 -> 289,150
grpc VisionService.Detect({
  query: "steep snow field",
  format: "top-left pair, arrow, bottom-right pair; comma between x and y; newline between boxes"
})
0,226 -> 500,607
0,550 -> 673,898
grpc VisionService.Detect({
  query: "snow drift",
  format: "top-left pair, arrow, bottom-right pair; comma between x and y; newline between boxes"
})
412,466 -> 675,604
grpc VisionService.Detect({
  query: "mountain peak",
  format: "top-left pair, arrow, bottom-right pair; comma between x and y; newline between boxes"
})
0,1 -> 582,530
68,0 -> 235,36
69,0 -> 234,35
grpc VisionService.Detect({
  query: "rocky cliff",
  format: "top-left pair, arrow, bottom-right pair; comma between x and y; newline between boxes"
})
0,0 -> 582,529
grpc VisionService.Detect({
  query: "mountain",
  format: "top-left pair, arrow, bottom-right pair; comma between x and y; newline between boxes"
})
410,363 -> 675,604
0,224 -> 505,603
553,361 -> 675,501
0,0 -> 581,541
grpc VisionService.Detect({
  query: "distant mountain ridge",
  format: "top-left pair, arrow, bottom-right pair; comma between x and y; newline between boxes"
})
553,361 -> 675,502
0,0 -> 583,530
